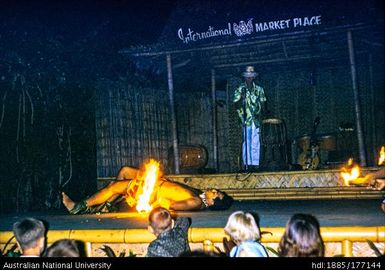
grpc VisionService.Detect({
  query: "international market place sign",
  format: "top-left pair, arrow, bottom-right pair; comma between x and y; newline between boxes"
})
177,15 -> 322,44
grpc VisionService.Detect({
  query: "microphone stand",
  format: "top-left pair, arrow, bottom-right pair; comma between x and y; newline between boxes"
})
242,87 -> 249,172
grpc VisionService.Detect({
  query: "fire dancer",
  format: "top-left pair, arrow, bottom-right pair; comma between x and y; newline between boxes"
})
62,166 -> 233,214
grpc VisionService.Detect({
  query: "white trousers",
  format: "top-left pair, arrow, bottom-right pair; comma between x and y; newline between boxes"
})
242,123 -> 260,166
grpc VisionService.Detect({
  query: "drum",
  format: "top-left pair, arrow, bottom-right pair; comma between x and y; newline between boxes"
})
260,117 -> 289,171
168,145 -> 208,169
317,134 -> 337,151
261,118 -> 286,146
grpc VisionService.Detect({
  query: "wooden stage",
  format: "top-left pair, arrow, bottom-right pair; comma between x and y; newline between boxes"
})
98,167 -> 384,200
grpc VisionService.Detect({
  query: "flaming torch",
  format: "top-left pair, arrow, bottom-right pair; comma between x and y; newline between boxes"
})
378,146 -> 385,166
340,158 -> 362,186
135,159 -> 161,213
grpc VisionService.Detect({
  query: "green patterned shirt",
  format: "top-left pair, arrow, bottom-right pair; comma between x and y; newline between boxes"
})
233,82 -> 266,127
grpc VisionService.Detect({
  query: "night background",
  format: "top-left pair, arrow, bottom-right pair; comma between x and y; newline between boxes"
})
0,0 -> 383,214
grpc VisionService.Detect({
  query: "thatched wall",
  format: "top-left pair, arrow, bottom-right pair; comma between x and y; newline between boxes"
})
96,58 -> 384,176
95,79 -> 171,176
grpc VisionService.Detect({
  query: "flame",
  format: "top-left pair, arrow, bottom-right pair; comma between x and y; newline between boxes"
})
135,159 -> 160,213
340,158 -> 362,186
378,146 -> 385,166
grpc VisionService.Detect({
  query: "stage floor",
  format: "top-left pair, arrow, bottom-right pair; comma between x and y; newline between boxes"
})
1,199 -> 384,232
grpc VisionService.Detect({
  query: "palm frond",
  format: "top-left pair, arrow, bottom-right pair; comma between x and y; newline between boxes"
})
1,236 -> 21,257
265,246 -> 279,257
99,245 -> 116,257
119,249 -> 126,257
366,240 -> 383,257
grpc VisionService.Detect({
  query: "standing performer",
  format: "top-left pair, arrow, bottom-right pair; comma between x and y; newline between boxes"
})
233,66 -> 267,172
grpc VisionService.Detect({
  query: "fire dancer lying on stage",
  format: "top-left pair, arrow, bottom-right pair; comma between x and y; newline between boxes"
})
62,165 -> 233,214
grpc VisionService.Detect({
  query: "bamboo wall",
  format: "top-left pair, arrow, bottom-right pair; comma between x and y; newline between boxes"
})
95,61 -> 384,177
95,79 -> 171,177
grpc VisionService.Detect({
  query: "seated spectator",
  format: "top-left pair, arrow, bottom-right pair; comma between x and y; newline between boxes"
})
43,239 -> 80,257
278,213 -> 324,257
12,217 -> 46,257
146,207 -> 191,257
224,211 -> 268,257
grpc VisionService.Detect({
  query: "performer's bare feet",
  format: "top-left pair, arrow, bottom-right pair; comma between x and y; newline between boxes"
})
62,192 -> 75,212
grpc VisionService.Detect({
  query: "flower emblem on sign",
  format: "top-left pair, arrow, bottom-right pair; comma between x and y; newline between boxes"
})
233,19 -> 253,37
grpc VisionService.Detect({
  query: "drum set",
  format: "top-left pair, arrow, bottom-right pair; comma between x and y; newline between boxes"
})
295,133 -> 337,169
259,117 -> 337,171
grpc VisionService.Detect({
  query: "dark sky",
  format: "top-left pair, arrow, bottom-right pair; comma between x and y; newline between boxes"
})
0,0 -> 383,49
0,0 -> 177,45
1,0 -> 383,40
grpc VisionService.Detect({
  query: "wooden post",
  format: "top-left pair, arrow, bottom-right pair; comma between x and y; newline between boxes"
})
368,54 -> 377,164
166,54 -> 180,174
203,239 -> 214,253
341,239 -> 353,257
347,30 -> 366,167
211,69 -> 218,171
84,242 -> 93,257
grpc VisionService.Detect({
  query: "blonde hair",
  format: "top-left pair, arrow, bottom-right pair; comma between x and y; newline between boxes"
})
224,211 -> 261,244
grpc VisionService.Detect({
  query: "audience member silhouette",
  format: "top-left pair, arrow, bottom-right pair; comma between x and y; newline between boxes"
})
278,213 -> 324,257
179,249 -> 223,257
12,217 -> 46,257
224,211 -> 268,257
146,207 -> 191,257
43,239 -> 81,257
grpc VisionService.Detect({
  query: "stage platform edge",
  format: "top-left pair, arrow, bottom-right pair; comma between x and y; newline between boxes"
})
98,168 -> 384,200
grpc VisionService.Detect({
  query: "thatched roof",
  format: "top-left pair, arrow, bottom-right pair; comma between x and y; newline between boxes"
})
120,0 -> 384,80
